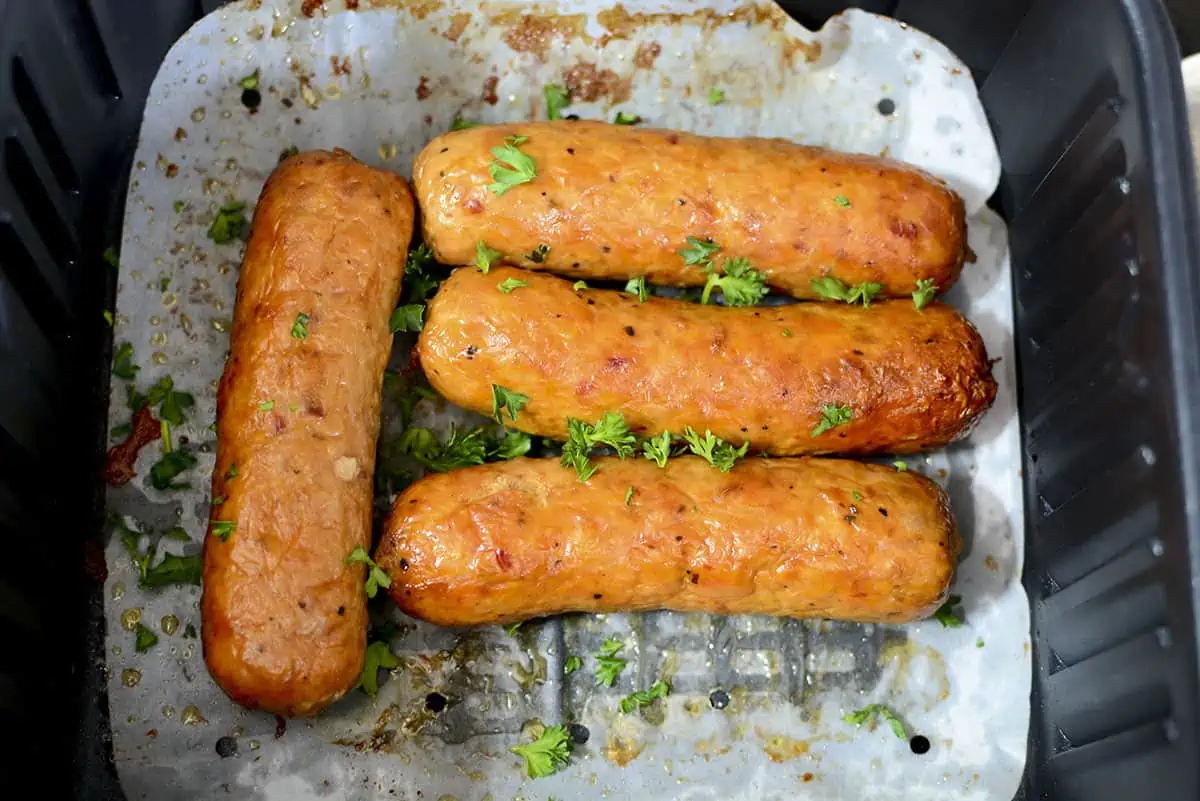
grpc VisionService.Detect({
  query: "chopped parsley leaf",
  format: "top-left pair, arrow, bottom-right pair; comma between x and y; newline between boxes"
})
357,640 -> 400,699
112,342 -> 139,380
149,449 -> 197,491
207,201 -> 248,244
134,623 -> 159,653
700,256 -> 768,306
852,490 -> 863,502
843,704 -> 907,740
682,427 -> 748,472
510,724 -> 572,779
400,425 -> 529,472
564,655 -> 583,674
572,280 -> 588,291
595,636 -> 628,687
678,236 -> 720,266
933,594 -> 964,628
561,411 -> 637,481
810,276 -> 883,307
613,111 -> 641,125
451,116 -> 477,131
291,312 -> 310,339
811,403 -> 853,437
913,278 -> 938,311
141,552 -> 203,589
625,485 -> 634,505
491,384 -> 530,423
833,195 -> 852,208
487,135 -> 537,196
543,84 -> 570,120
258,400 -> 275,411
403,243 -> 443,304
619,680 -> 670,714
893,460 -> 908,472
475,241 -> 502,273
527,243 -> 551,263
708,87 -> 725,105
210,520 -> 236,542
389,304 -> 425,333
642,431 -> 673,468
103,310 -> 114,326
625,276 -> 649,302
344,546 -> 391,599
497,277 -> 528,294
239,69 -> 259,91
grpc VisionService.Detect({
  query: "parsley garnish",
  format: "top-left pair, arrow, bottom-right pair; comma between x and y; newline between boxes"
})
498,277 -> 528,294
852,490 -> 863,502
258,400 -> 275,411
595,635 -> 628,687
103,247 -> 120,269
527,243 -> 551,263
543,84 -> 570,120
239,69 -> 259,91
933,594 -> 964,627
843,704 -> 907,740
487,135 -> 537,196
613,111 -> 641,125
403,243 -> 443,304
678,236 -> 720,266
625,276 -> 648,302
833,195 -> 852,208
103,310 -> 114,326
140,376 -> 194,425
207,201 -> 248,244
811,403 -> 853,437
389,304 -> 425,333
491,384 -> 530,423
510,724 -> 572,779
811,276 -> 882,307
291,312 -> 310,339
700,257 -> 768,306
625,485 -> 634,505
620,680 -> 670,714
164,526 -> 190,541
400,425 -> 530,472
572,281 -> 588,291
451,116 -> 477,131
561,411 -> 637,481
504,621 -> 523,637
642,431 -> 673,468
210,520 -> 235,542
357,640 -> 400,699
564,655 -> 582,675
149,450 -> 197,490
345,546 -> 391,599
913,278 -> 937,311
475,241 -> 502,273
682,427 -> 748,472
893,461 -> 908,472
708,87 -> 725,105
134,624 -> 159,653
112,342 -> 139,380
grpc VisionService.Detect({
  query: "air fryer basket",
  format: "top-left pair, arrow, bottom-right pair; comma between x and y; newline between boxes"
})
0,1 -> 1197,799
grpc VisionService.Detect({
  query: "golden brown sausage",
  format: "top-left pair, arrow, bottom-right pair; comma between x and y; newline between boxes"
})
375,456 -> 958,625
419,267 -> 996,456
413,121 -> 966,299
202,150 -> 414,716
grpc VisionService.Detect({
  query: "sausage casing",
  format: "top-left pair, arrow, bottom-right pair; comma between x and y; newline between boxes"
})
202,151 -> 414,716
419,267 -> 996,456
375,456 -> 958,625
413,121 -> 967,299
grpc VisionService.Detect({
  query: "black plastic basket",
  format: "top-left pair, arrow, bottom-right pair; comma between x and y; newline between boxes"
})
1,1 -> 1197,799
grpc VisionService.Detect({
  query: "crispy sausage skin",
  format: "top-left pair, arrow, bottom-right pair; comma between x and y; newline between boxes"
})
202,151 -> 414,716
375,457 -> 958,625
413,121 -> 967,299
419,267 -> 996,456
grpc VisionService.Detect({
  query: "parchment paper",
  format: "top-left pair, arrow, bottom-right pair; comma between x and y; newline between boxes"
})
103,2 -> 1030,799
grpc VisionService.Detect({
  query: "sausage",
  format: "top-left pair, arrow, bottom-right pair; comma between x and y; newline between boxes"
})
418,266 -> 996,456
202,150 -> 414,716
374,456 -> 958,625
413,121 -> 966,299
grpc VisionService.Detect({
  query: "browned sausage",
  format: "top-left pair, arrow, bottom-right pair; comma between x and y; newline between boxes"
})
418,266 -> 996,456
202,150 -> 414,716
413,121 -> 966,299
375,456 -> 958,626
